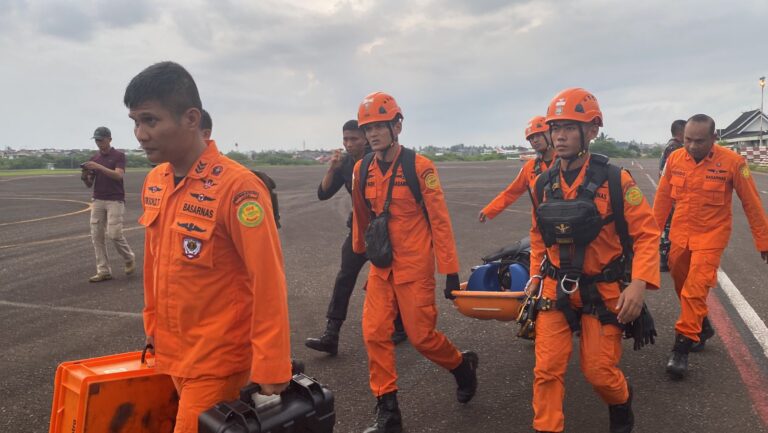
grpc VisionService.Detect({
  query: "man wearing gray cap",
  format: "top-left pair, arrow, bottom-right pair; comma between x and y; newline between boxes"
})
81,126 -> 135,282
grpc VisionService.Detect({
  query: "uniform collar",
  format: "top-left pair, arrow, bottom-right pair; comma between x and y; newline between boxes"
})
186,140 -> 221,179
683,144 -> 716,163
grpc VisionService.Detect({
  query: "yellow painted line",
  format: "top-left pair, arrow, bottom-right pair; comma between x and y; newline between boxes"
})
0,196 -> 92,227
0,225 -> 143,250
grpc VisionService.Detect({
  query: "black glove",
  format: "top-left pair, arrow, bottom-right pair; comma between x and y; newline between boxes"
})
444,273 -> 460,300
623,303 -> 657,351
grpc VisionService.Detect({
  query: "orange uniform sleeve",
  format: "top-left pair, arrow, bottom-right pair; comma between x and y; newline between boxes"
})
482,161 -> 532,220
225,175 -> 292,385
652,156 -> 674,230
418,158 -> 460,275
140,176 -> 156,339
528,174 -> 546,278
351,159 -> 370,255
622,171 -> 661,290
733,162 -> 768,251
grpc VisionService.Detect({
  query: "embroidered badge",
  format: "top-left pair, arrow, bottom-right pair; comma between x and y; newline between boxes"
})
147,186 -> 163,193
237,201 -> 264,227
190,193 -> 215,202
177,222 -> 206,233
232,190 -> 260,206
424,173 -> 440,190
182,237 -> 202,259
201,179 -> 217,189
194,161 -> 208,174
212,165 -> 224,176
625,186 -> 643,206
741,165 -> 751,178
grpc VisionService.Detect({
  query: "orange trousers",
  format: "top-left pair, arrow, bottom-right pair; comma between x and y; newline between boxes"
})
533,311 -> 628,432
668,243 -> 723,341
363,273 -> 463,397
171,370 -> 250,433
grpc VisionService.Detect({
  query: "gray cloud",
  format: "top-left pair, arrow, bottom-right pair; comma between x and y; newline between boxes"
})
2,0 -> 767,151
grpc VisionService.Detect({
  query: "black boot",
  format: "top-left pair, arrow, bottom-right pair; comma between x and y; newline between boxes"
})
666,334 -> 694,380
305,319 -> 342,355
362,391 -> 402,433
391,315 -> 407,345
451,351 -> 479,403
609,384 -> 634,433
689,317 -> 715,353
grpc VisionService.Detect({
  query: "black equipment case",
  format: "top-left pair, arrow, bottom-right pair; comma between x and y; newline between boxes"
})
198,373 -> 335,433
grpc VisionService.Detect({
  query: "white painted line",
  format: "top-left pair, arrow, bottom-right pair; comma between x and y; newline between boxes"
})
645,173 -> 658,188
717,269 -> 768,360
762,191 -> 767,195
634,160 -> 645,170
0,300 -> 142,319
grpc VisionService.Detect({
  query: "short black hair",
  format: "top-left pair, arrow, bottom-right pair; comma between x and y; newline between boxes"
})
671,119 -> 686,136
123,61 -> 202,118
343,119 -> 360,131
687,114 -> 716,136
201,109 -> 212,132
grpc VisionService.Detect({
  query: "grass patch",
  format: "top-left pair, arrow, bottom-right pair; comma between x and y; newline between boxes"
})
749,164 -> 768,173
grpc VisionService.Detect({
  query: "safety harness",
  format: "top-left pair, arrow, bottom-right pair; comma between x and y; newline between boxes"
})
533,154 -> 631,333
359,147 -> 429,223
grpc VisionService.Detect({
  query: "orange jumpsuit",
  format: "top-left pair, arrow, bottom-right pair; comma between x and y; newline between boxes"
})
352,145 -> 463,397
140,140 -> 292,432
653,145 -> 768,340
528,155 -> 660,432
481,157 -> 553,219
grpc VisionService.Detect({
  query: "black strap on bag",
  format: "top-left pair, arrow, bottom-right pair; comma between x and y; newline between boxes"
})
359,147 -> 427,221
362,155 -> 402,268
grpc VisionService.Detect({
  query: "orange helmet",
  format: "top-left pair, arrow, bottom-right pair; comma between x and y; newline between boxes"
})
544,88 -> 603,126
525,115 -> 549,139
357,92 -> 403,127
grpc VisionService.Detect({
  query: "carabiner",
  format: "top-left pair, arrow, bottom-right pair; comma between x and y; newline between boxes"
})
560,274 -> 580,294
524,274 -> 543,297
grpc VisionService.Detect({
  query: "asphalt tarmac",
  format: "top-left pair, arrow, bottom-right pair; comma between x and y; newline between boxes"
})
1,158 -> 767,433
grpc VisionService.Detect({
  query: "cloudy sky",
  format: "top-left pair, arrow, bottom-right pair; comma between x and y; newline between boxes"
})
1,0 -> 765,152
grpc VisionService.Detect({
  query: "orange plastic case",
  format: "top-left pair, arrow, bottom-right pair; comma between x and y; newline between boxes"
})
49,351 -> 178,433
452,282 -> 526,322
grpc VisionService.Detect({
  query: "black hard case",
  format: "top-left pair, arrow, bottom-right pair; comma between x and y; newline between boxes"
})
198,373 -> 334,433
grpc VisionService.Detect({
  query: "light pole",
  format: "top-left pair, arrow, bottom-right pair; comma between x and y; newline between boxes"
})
760,76 -> 765,149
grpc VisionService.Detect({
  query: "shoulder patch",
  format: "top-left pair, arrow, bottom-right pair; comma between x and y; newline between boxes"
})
233,190 -> 260,206
624,185 -> 643,206
237,201 -> 265,227
422,169 -> 440,190
741,165 -> 751,179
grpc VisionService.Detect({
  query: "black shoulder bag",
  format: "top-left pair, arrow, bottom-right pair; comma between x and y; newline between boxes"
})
364,156 -> 402,268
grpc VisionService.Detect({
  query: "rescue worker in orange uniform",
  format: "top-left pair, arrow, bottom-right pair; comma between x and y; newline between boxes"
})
528,88 -> 660,433
351,92 -> 478,433
126,61 -> 292,433
653,114 -> 768,379
479,116 -> 555,222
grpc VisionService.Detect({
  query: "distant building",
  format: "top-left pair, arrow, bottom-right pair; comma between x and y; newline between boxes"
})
719,109 -> 768,148
719,109 -> 768,166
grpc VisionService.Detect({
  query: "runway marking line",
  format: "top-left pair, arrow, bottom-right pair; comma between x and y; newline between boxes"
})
0,300 -> 141,318
708,289 -> 768,427
0,196 -> 92,227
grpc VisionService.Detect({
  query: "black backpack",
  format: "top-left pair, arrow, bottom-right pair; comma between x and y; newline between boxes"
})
251,170 -> 281,229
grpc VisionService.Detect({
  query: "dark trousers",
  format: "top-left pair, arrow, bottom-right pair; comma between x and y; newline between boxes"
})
326,231 -> 369,321
660,207 -> 675,265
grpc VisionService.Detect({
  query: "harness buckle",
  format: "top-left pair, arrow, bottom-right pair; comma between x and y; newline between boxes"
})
560,274 -> 580,294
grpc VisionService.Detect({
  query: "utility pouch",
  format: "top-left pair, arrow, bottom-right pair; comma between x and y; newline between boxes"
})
536,199 -> 603,247
363,156 -> 401,269
365,212 -> 393,267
